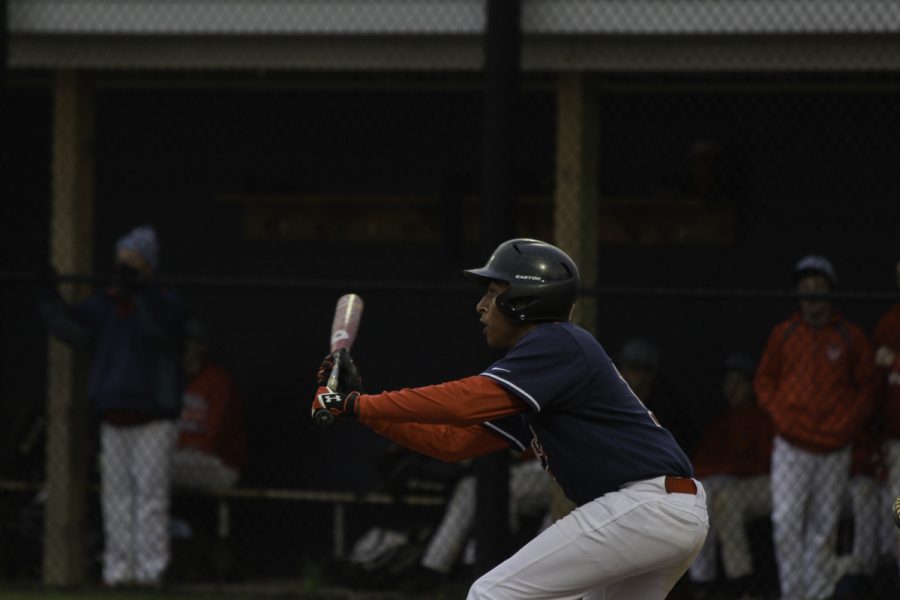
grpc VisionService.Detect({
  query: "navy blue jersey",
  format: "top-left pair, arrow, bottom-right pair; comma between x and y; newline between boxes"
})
481,321 -> 693,506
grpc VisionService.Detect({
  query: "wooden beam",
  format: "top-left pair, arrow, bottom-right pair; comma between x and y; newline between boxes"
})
553,71 -> 598,335
43,69 -> 93,586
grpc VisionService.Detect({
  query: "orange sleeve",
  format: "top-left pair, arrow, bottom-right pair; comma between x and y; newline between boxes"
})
357,375 -> 527,425
363,420 -> 513,462
356,375 -> 527,463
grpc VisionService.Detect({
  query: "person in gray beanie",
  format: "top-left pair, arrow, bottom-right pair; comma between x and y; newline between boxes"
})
39,224 -> 187,588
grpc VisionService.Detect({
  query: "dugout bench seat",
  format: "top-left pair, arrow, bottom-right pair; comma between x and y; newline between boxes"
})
0,478 -> 445,560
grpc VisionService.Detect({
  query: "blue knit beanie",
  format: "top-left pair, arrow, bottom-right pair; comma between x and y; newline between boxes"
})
115,225 -> 159,270
793,254 -> 837,288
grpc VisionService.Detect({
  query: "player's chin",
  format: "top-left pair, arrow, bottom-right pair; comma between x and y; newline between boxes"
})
484,331 -> 512,350
483,329 -> 500,349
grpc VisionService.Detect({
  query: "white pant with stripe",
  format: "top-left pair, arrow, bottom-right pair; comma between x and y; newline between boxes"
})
771,435 -> 850,600
467,476 -> 709,600
100,420 -> 177,586
422,459 -> 551,574
171,447 -> 239,491
884,439 -> 900,569
690,474 -> 771,583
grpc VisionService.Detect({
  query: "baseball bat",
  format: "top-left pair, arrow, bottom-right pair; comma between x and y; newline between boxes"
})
314,293 -> 364,427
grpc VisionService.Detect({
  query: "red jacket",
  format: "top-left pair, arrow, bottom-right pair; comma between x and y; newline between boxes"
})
178,363 -> 246,472
755,313 -> 876,453
692,402 -> 773,479
873,304 -> 900,439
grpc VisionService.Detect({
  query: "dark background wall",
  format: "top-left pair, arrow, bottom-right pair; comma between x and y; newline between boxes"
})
2,73 -> 899,563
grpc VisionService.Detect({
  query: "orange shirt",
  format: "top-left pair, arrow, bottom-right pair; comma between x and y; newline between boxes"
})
359,375 -> 525,462
873,304 -> 900,438
178,363 -> 246,472
692,402 -> 773,479
754,313 -> 876,453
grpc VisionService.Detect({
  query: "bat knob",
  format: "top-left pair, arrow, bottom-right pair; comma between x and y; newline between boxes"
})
314,408 -> 335,428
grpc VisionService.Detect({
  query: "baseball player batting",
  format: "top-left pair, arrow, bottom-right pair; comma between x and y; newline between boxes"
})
311,238 -> 709,599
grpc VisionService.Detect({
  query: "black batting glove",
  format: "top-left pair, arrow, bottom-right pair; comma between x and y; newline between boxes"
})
312,387 -> 360,421
316,348 -> 363,394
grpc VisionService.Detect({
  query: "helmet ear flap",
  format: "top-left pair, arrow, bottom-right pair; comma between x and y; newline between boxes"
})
497,294 -> 542,321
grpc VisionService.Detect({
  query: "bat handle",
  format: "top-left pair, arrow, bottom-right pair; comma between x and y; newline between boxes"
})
327,351 -> 341,391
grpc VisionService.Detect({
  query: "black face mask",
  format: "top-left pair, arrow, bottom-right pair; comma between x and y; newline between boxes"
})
116,264 -> 139,284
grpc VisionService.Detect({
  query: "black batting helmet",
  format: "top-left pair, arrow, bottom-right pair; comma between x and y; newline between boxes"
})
464,238 -> 579,322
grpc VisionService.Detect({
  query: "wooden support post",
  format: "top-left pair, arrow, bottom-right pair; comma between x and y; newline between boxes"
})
43,69 -> 94,586
553,72 -> 598,335
549,72 -> 598,521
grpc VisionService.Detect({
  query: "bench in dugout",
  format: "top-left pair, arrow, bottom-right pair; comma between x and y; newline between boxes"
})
0,478 -> 446,582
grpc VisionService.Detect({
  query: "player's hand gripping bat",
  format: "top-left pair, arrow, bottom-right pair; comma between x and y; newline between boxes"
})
893,496 -> 900,530
313,293 -> 364,427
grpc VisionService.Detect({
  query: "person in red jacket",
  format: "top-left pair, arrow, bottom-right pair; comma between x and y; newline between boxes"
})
754,255 -> 876,600
689,352 -> 773,600
171,319 -> 245,490
872,258 -> 900,570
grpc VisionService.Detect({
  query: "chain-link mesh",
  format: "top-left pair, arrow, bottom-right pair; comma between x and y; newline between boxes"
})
3,2 -> 900,599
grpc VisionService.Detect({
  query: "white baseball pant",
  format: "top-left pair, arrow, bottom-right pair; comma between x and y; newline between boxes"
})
100,420 -> 176,586
836,474 -> 880,578
422,460 -> 551,574
884,439 -> 900,569
467,476 -> 709,600
689,474 -> 732,583
690,474 -> 772,583
715,475 -> 772,579
171,447 -> 239,491
771,435 -> 850,600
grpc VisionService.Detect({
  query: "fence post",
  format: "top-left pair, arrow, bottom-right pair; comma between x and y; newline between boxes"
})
475,0 -> 520,577
43,69 -> 94,586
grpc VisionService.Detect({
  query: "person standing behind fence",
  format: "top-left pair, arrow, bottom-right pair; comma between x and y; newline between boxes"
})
171,318 -> 245,491
689,352 -> 773,600
39,225 -> 187,589
754,255 -> 876,600
872,257 -> 900,570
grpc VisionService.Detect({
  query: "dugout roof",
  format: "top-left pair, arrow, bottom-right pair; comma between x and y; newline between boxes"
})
8,0 -> 900,71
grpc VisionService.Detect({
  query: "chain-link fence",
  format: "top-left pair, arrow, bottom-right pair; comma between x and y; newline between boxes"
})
4,2 -> 900,599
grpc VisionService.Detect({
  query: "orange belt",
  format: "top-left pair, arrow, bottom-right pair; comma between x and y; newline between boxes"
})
664,475 -> 698,495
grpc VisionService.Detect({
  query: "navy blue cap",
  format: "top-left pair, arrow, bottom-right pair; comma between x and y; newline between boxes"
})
794,254 -> 837,287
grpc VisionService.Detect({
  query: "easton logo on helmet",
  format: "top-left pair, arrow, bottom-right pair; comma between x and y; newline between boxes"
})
463,238 -> 579,323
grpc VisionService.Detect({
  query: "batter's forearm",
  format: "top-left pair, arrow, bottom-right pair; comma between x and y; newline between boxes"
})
357,375 -> 525,425
363,419 -> 510,462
